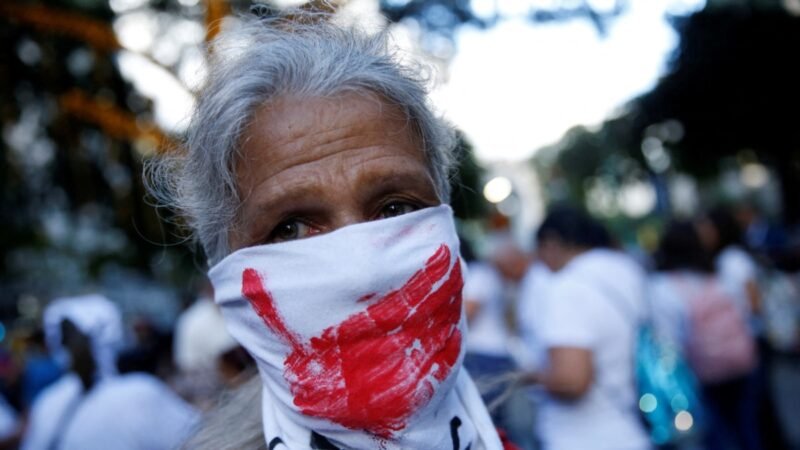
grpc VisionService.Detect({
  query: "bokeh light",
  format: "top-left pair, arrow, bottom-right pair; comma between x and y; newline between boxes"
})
639,393 -> 658,413
674,411 -> 694,432
483,176 -> 513,203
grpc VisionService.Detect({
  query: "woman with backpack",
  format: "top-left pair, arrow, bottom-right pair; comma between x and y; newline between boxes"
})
649,221 -> 760,450
521,205 -> 651,450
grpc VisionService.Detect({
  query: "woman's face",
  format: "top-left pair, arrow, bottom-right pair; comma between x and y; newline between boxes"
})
229,92 -> 440,251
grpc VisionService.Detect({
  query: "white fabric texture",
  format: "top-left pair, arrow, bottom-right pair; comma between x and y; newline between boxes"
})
463,262 -> 510,357
209,205 -> 501,450
43,294 -> 123,378
527,249 -> 651,450
58,373 -> 200,450
173,297 -> 237,372
20,374 -> 81,450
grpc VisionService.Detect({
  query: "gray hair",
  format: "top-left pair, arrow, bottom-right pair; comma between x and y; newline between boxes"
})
146,11 -> 457,264
183,375 -> 265,450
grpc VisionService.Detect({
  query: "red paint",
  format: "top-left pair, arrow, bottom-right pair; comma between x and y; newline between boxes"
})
241,244 -> 463,439
357,293 -> 377,303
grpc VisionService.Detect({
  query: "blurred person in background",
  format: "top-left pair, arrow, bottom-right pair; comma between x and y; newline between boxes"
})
521,205 -> 651,450
0,394 -> 19,449
20,294 -> 199,450
697,207 -> 762,321
517,258 -> 552,373
701,207 -> 795,449
19,329 -> 63,413
172,278 -> 249,409
486,239 -> 538,450
733,202 -> 787,261
650,221 -> 760,450
462,238 -> 514,385
116,315 -> 175,380
146,8 -> 503,450
514,250 -> 552,450
0,350 -> 21,450
21,294 -> 122,450
462,237 -> 536,449
517,256 -> 552,369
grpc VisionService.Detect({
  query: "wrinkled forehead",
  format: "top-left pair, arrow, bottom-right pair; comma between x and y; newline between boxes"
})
233,91 -> 430,194
237,92 -> 421,161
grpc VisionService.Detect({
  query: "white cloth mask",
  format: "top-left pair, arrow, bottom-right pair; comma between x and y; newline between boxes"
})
209,205 -> 502,450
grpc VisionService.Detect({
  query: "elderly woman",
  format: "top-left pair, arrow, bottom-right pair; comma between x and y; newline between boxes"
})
148,9 -> 503,450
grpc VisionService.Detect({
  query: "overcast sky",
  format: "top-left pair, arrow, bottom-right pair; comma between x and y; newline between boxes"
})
430,0 -> 707,162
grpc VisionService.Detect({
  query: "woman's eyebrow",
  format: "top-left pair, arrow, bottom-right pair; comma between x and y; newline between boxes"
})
357,168 -> 437,201
238,179 -> 327,232
244,173 -> 327,210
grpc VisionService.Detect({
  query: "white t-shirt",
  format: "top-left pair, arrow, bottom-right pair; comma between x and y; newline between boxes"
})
21,374 -> 82,450
463,262 -> 511,357
58,373 -> 200,450
22,373 -> 199,450
647,272 -> 703,349
527,249 -> 651,450
517,262 -> 552,370
715,246 -> 757,311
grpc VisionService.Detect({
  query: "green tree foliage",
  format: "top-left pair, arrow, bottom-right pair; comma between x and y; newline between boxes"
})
537,4 -> 800,222
632,6 -> 800,220
0,0 -> 194,312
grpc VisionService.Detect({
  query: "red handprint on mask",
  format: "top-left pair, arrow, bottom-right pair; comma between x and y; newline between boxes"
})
242,244 -> 464,439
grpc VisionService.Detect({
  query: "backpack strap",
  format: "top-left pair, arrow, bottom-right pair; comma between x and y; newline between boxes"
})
591,277 -> 648,328
578,278 -> 645,421
47,381 -> 91,450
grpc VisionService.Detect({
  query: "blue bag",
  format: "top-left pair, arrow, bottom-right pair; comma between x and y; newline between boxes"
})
635,324 -> 705,447
598,280 -> 705,448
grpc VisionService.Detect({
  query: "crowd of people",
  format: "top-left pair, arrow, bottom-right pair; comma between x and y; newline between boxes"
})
462,204 -> 800,450
1,6 -> 798,450
0,285 -> 260,449
0,201 -> 796,450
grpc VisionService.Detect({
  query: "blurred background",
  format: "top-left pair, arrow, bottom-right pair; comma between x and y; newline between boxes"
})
2,0 -> 800,448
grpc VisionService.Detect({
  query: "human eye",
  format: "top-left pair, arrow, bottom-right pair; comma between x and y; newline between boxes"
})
265,219 -> 318,244
378,201 -> 419,219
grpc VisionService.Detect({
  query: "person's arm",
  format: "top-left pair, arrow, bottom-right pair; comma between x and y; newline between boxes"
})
524,347 -> 593,400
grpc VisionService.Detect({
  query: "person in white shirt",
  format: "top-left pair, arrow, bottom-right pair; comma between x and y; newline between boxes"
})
517,261 -> 552,371
20,295 -> 199,450
463,238 -> 528,370
462,238 -> 535,448
697,208 -> 761,320
58,372 -> 199,450
172,281 -> 241,409
521,206 -> 651,450
649,220 -> 761,450
21,295 -> 123,450
463,260 -> 512,368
